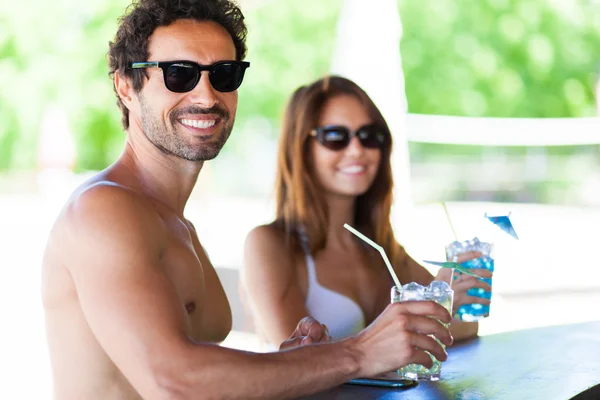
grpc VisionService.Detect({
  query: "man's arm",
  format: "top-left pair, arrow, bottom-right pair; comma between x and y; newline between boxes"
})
60,184 -> 452,399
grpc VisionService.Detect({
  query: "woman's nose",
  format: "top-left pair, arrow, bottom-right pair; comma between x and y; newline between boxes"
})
344,135 -> 365,155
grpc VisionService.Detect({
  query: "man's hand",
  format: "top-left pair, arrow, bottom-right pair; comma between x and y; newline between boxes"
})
435,251 -> 493,316
279,317 -> 331,350
351,301 -> 453,378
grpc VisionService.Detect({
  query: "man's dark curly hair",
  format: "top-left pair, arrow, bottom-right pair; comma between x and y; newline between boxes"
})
108,0 -> 248,130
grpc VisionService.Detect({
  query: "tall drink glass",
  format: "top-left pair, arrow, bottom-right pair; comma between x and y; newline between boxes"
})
391,281 -> 454,381
446,237 -> 494,321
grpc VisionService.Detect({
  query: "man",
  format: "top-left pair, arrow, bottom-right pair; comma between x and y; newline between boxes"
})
41,0 -> 452,398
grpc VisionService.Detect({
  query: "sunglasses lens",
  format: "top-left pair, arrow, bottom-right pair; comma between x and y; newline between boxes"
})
359,126 -> 387,148
320,128 -> 350,150
210,63 -> 246,92
165,63 -> 199,92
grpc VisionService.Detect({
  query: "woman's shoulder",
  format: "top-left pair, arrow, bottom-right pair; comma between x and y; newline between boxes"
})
244,222 -> 303,258
245,222 -> 287,247
243,222 -> 302,279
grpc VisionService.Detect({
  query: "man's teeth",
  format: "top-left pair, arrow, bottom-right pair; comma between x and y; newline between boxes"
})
180,119 -> 216,129
340,165 -> 366,174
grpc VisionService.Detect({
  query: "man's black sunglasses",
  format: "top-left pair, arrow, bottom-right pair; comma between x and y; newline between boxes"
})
129,60 -> 250,93
310,123 -> 388,151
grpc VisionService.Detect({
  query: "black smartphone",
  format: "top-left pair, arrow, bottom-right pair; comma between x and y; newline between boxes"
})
346,372 -> 418,389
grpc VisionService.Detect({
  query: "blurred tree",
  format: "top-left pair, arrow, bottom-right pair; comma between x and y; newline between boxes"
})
0,0 -> 340,171
0,3 -> 42,171
239,0 -> 342,122
0,0 -> 126,171
399,0 -> 600,202
1,0 -> 599,173
398,0 -> 600,118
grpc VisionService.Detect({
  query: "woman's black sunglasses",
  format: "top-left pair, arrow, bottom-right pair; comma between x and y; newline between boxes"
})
310,124 -> 388,151
129,60 -> 250,93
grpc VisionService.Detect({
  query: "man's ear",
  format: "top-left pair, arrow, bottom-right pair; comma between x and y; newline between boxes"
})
114,70 -> 135,108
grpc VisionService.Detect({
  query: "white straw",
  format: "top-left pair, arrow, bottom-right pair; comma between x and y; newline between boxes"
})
343,223 -> 402,288
441,202 -> 459,241
441,202 -> 458,285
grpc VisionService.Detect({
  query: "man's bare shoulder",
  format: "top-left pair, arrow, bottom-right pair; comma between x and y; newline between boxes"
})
47,180 -> 166,270
66,180 -> 160,228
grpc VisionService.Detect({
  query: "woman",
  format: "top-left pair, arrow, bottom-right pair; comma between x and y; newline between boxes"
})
241,76 -> 491,347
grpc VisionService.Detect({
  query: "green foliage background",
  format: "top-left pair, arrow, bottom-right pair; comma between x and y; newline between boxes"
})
400,0 -> 600,118
0,0 -> 598,171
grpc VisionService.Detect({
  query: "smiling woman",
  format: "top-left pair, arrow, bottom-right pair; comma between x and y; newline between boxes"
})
240,75 -> 486,348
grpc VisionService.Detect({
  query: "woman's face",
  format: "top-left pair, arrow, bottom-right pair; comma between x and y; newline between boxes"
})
309,94 -> 382,199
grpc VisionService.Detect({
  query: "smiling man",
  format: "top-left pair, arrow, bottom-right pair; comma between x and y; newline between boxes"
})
41,0 -> 452,399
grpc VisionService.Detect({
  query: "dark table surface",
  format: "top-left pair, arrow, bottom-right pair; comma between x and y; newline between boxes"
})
302,321 -> 600,400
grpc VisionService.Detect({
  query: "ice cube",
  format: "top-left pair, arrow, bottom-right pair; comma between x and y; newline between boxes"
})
427,280 -> 451,297
445,241 -> 463,260
478,242 -> 492,257
400,282 -> 425,301
447,237 -> 493,259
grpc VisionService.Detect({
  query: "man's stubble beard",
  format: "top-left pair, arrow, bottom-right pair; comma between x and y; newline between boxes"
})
139,94 -> 234,162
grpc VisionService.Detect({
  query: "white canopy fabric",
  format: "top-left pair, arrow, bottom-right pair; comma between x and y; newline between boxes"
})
406,114 -> 600,146
330,0 -> 413,241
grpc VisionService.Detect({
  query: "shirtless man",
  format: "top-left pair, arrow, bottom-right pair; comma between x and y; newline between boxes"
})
41,0 -> 453,398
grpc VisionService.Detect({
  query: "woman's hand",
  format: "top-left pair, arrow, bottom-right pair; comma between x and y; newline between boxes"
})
435,251 -> 493,318
279,317 -> 332,350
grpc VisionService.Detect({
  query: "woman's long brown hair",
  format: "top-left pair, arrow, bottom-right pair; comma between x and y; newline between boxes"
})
274,75 -> 403,268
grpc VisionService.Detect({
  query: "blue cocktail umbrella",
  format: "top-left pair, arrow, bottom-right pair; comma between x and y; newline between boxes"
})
485,213 -> 519,239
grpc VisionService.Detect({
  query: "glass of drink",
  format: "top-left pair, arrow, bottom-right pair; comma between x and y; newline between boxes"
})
445,237 -> 494,321
390,281 -> 454,381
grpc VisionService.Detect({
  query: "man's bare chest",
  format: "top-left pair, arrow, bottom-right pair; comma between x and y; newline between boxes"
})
161,229 -> 230,342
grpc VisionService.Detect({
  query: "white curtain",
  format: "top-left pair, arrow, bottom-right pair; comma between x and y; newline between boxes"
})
330,0 -> 413,241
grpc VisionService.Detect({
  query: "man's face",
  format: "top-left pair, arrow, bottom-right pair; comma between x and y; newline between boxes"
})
132,19 -> 239,161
